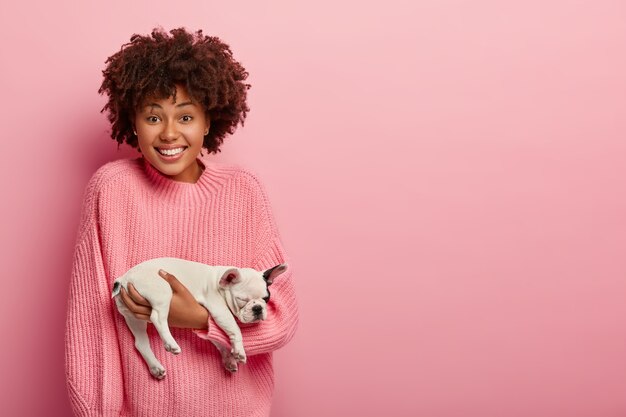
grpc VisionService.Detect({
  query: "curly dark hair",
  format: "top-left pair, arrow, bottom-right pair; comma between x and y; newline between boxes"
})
98,27 -> 251,153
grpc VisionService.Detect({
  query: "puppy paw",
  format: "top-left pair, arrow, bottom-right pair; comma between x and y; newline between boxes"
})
165,343 -> 181,355
223,355 -> 239,373
150,365 -> 167,380
231,349 -> 247,364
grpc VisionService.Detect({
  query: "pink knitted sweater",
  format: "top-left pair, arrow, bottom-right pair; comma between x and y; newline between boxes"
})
65,156 -> 298,417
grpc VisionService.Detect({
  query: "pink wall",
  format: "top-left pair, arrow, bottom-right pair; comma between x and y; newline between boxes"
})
1,1 -> 625,416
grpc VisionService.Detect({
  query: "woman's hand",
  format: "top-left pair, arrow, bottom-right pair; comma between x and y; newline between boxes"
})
119,269 -> 209,329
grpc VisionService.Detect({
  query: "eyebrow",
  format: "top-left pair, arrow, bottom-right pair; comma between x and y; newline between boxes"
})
143,101 -> 194,109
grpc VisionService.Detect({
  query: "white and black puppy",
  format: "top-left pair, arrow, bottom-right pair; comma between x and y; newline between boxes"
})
111,257 -> 287,379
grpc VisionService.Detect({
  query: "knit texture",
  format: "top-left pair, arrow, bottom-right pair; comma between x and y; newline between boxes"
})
65,156 -> 298,417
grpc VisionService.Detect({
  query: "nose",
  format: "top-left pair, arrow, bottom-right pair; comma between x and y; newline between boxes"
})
252,305 -> 263,314
160,120 -> 179,141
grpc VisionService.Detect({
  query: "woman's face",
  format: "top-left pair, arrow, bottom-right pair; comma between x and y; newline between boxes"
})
134,85 -> 210,183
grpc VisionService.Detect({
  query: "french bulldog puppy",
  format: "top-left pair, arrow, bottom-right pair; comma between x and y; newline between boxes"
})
111,257 -> 287,379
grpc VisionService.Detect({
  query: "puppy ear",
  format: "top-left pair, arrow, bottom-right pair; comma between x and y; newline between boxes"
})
219,268 -> 242,287
263,264 -> 288,286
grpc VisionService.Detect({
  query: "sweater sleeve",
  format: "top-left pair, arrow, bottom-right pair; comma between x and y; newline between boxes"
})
193,172 -> 299,356
65,176 -> 123,417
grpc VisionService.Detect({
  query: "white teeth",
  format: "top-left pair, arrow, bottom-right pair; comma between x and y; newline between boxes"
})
158,147 -> 185,156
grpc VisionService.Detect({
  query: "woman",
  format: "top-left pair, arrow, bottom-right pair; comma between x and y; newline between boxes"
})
65,27 -> 298,417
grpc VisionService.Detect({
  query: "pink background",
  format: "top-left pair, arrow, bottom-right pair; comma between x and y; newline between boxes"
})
1,1 -> 625,416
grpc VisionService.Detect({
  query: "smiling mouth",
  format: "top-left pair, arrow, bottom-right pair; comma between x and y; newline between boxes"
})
155,147 -> 188,156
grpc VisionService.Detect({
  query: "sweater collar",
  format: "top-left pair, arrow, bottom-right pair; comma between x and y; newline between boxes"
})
139,156 -> 227,206
142,156 -> 208,185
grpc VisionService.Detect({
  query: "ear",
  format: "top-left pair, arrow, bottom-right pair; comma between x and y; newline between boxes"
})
219,268 -> 242,288
204,115 -> 211,135
263,264 -> 288,286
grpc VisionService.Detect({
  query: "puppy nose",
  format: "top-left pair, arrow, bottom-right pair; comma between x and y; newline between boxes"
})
252,305 -> 263,314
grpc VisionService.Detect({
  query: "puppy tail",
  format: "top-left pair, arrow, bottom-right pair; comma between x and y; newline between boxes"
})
111,280 -> 122,298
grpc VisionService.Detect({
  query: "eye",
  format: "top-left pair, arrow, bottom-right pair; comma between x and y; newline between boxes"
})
235,297 -> 247,307
180,115 -> 193,122
146,115 -> 159,123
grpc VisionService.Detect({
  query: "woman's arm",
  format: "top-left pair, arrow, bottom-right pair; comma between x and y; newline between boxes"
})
120,270 -> 209,329
193,171 -> 299,355
65,178 -> 124,417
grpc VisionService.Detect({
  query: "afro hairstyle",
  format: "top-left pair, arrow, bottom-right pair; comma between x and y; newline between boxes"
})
99,27 -> 251,153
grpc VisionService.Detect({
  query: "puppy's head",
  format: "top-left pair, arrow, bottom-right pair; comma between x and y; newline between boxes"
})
219,264 -> 288,323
